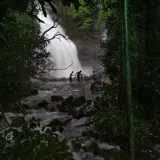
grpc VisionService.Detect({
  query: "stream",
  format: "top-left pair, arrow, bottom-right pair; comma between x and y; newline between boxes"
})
1,77 -> 160,160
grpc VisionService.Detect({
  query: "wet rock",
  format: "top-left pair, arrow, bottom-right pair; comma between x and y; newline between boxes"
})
37,100 -> 49,108
62,95 -> 74,107
81,138 -> 98,154
57,104 -> 65,112
96,143 -> 127,160
68,139 -> 82,152
83,105 -> 96,116
86,99 -> 92,105
45,105 -> 55,112
51,95 -> 63,101
72,96 -> 86,107
69,106 -> 84,119
53,131 -> 66,142
84,141 -> 99,154
49,116 -> 72,126
82,130 -> 99,139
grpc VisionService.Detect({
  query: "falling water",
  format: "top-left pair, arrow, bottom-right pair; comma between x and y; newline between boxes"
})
38,11 -> 82,78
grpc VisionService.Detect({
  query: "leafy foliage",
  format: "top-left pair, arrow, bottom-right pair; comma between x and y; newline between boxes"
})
92,0 -> 160,148
0,118 -> 71,160
66,0 -> 97,36
0,9 -> 38,104
92,107 -> 150,147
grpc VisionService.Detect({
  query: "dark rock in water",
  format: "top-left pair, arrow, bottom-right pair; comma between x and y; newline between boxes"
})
37,100 -> 49,108
57,104 -> 65,112
45,105 -> 55,112
72,96 -> 86,107
81,139 -> 99,154
51,95 -> 64,101
82,130 -> 99,138
49,116 -> 72,126
86,99 -> 92,105
61,95 -> 74,107
68,106 -> 84,119
83,105 -> 96,116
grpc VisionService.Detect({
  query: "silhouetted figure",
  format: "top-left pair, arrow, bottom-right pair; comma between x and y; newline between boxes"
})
69,71 -> 74,83
93,70 -> 96,81
77,71 -> 82,82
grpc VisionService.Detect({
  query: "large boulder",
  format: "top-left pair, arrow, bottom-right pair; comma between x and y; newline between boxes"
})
61,95 -> 74,107
51,95 -> 64,101
37,100 -> 49,108
68,106 -> 84,119
72,96 -> 86,107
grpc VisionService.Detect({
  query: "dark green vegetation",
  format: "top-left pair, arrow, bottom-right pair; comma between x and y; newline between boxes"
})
66,0 -> 97,36
0,0 -> 160,159
0,9 -> 37,105
0,119 -> 71,160
92,0 -> 160,149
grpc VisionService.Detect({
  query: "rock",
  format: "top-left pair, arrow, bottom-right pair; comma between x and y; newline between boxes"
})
57,104 -> 66,112
71,117 -> 89,127
72,96 -> 86,107
61,95 -> 74,107
45,105 -> 55,112
83,105 -> 96,116
37,100 -> 49,108
69,106 -> 84,119
82,130 -> 99,138
85,141 -> 99,154
51,95 -> 63,101
53,131 -> 66,142
86,99 -> 92,105
68,139 -> 82,152
49,116 -> 72,126
96,143 -> 127,160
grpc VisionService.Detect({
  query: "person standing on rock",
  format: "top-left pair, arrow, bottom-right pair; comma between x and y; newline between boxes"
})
69,71 -> 74,84
76,70 -> 82,82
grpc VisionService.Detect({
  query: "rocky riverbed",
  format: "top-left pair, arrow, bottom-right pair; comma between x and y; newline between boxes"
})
1,78 -> 160,160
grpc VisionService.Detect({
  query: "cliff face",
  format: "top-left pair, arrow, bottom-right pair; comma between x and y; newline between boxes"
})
57,5 -> 105,72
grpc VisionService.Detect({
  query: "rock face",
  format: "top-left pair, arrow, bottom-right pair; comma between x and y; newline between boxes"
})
51,95 -> 64,101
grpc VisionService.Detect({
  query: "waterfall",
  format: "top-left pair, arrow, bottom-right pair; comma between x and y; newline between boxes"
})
38,11 -> 82,78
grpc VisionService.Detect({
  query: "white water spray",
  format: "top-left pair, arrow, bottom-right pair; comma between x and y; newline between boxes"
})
38,11 -> 82,78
